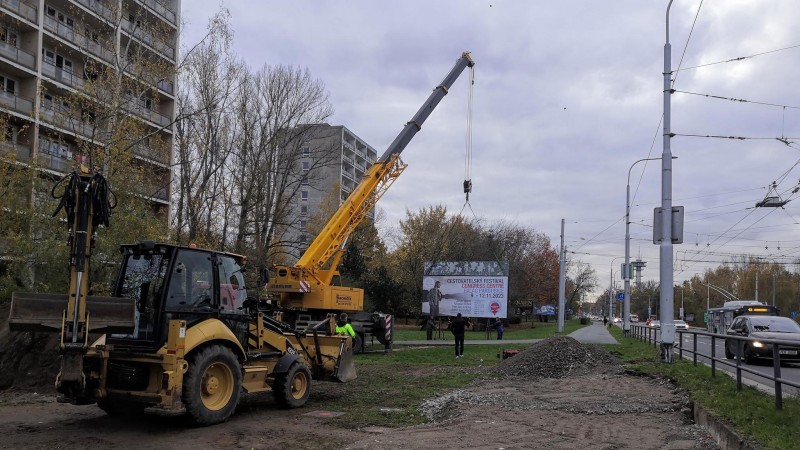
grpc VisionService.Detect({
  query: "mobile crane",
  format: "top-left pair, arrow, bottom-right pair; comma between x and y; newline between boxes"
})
267,52 -> 475,348
8,170 -> 356,426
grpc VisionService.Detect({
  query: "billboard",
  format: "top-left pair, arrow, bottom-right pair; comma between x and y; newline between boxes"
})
422,261 -> 509,318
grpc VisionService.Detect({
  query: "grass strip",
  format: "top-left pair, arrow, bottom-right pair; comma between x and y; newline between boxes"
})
604,325 -> 800,449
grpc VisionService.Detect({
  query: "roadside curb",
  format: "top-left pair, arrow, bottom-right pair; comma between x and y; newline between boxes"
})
693,401 -> 758,450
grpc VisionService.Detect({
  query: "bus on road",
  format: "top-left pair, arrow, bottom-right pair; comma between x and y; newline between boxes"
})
707,300 -> 779,334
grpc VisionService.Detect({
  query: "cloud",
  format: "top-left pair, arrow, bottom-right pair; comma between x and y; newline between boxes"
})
181,0 -> 800,301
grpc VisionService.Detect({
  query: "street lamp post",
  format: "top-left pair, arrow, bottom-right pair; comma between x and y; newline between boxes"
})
625,156 -> 670,336
659,0 -> 677,363
610,257 -> 623,321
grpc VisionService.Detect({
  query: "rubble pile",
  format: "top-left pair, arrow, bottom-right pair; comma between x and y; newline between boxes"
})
496,336 -> 623,378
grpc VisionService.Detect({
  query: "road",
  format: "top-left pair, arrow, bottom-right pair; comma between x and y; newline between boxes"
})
632,324 -> 800,397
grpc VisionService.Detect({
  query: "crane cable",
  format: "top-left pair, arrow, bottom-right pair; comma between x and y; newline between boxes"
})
463,65 -> 474,203
425,67 -> 478,277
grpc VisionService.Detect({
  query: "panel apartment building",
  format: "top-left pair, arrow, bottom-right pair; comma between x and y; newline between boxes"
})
293,124 -> 377,257
0,0 -> 179,211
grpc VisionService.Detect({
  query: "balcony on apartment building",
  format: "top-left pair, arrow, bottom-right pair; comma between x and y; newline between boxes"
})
71,0 -> 114,22
138,0 -> 177,26
43,15 -> 115,63
0,90 -> 33,115
0,140 -> 31,162
0,40 -> 36,70
122,59 -> 174,95
37,148 -> 72,172
131,142 -> 169,165
123,16 -> 175,60
130,103 -> 171,129
135,182 -> 168,201
39,101 -> 98,139
41,59 -> 84,89
1,0 -> 38,24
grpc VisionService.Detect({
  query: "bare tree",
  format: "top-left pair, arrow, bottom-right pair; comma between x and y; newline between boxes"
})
227,65 -> 335,270
172,12 -> 239,246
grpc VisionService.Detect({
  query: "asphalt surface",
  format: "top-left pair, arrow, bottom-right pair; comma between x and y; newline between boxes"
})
393,321 -> 618,346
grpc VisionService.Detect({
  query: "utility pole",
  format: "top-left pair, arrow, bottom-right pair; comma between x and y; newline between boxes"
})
557,219 -> 566,333
772,273 -> 776,307
755,272 -> 759,302
659,0 -> 677,363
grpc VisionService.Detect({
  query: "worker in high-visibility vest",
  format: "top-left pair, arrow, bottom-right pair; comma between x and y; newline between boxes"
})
336,313 -> 356,337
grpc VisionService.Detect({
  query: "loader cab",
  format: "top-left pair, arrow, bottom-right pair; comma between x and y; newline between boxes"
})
106,243 -> 249,350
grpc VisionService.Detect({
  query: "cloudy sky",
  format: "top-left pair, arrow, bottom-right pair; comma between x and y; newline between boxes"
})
180,1 -> 800,300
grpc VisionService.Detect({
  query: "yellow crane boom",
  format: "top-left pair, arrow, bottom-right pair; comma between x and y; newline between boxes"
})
268,52 -> 475,312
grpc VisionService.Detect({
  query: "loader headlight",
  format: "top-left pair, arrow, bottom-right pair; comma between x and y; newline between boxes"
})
752,341 -> 764,348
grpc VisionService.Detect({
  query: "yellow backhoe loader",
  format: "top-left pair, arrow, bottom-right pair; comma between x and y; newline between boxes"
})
8,170 -> 355,426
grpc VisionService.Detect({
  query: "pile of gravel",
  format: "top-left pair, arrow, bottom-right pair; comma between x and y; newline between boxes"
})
496,336 -> 623,379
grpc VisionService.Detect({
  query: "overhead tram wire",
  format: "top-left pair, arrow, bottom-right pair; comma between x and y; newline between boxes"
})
673,90 -> 800,111
671,0 -> 704,87
676,43 -> 800,73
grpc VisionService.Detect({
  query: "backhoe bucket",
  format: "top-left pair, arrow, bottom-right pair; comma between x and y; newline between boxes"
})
8,292 -> 136,334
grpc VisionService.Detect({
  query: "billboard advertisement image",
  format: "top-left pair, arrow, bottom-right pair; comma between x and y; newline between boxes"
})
421,261 -> 509,318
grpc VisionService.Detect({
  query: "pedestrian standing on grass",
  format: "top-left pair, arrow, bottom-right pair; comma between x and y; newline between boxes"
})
494,319 -> 504,340
450,313 -> 471,358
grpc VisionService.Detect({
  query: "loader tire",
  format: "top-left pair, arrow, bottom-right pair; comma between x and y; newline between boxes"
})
183,345 -> 242,426
273,362 -> 311,409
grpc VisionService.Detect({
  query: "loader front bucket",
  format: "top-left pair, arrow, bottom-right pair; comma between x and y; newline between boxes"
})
333,337 -> 357,382
291,333 -> 357,382
8,292 -> 136,334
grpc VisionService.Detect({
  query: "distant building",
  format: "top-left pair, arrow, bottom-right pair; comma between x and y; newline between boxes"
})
289,123 -> 377,258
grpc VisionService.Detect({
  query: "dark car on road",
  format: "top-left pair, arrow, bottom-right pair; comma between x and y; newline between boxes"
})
724,315 -> 800,364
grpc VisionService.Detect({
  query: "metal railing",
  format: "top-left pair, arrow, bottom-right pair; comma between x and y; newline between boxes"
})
122,17 -> 175,60
0,91 -> 34,115
0,141 -> 30,161
39,102 -> 98,138
43,16 -> 115,63
70,0 -> 114,22
138,0 -> 177,25
0,40 -> 36,69
631,324 -> 800,409
41,60 -> 85,89
1,0 -> 38,23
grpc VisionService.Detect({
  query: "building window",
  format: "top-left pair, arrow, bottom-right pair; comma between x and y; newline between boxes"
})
300,204 -> 308,215
41,139 -> 72,160
300,190 -> 308,201
56,54 -> 73,72
300,220 -> 307,231
302,161 -> 309,172
0,75 -> 16,94
302,146 -> 310,157
301,175 -> 308,185
46,5 -> 75,28
43,48 -> 73,72
0,26 -> 18,46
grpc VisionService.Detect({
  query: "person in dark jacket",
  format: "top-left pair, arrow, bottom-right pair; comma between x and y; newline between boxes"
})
450,313 -> 471,358
494,319 -> 504,340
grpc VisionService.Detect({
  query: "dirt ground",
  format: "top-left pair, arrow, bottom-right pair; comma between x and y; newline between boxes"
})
0,372 -> 719,450
0,356 -> 721,450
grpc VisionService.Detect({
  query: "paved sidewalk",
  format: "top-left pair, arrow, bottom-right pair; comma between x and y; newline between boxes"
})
393,321 -> 618,346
